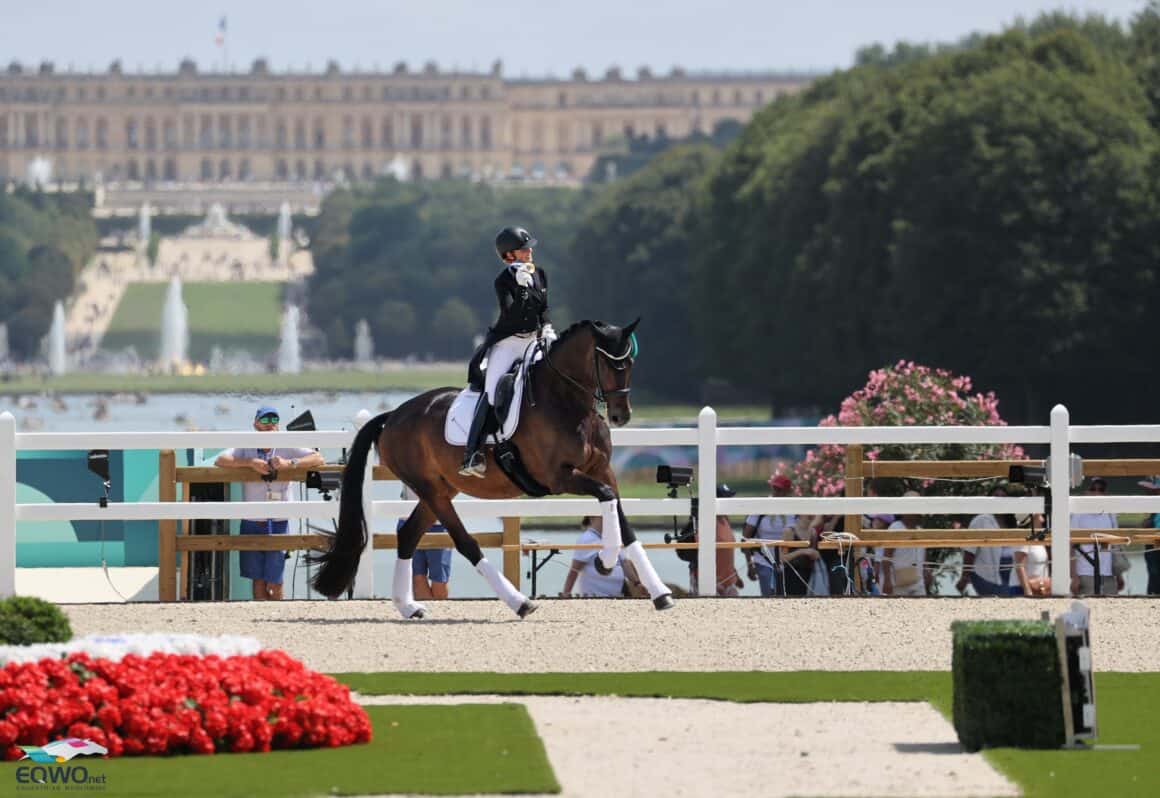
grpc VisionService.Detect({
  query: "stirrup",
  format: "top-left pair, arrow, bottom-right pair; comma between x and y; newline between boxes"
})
458,452 -> 486,478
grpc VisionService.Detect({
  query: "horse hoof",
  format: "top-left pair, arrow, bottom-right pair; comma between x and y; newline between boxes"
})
517,601 -> 539,619
653,594 -> 675,611
409,608 -> 427,619
593,559 -> 614,576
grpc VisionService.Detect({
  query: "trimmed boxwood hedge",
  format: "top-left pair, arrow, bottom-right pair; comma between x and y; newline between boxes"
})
0,596 -> 73,645
951,619 -> 1065,752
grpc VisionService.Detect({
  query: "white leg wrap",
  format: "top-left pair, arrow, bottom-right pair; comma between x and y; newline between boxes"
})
625,541 -> 670,600
392,558 -> 427,619
599,498 -> 621,570
476,558 -> 528,614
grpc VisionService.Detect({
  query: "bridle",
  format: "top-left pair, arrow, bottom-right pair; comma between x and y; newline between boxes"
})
543,330 -> 637,405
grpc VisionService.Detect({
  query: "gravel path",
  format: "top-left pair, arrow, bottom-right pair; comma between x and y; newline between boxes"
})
64,597 -> 1160,674
352,695 -> 1019,798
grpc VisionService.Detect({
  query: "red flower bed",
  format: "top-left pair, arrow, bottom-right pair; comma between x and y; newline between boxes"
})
0,650 -> 371,759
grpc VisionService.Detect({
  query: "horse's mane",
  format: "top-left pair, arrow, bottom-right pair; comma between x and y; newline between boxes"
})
554,319 -> 616,348
554,319 -> 595,346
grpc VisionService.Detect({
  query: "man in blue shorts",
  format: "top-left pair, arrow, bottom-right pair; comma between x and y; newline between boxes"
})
215,405 -> 324,600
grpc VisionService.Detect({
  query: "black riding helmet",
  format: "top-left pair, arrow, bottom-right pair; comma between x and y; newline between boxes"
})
494,226 -> 537,259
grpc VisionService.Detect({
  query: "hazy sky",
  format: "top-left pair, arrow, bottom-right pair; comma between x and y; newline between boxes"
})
1,1 -> 1150,77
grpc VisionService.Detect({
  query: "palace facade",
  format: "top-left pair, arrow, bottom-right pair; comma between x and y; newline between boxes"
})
0,58 -> 811,185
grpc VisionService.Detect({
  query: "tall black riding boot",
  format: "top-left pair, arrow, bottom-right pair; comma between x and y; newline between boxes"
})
458,396 -> 492,478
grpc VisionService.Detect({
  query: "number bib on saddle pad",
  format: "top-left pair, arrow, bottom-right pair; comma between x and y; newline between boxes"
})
444,342 -> 544,447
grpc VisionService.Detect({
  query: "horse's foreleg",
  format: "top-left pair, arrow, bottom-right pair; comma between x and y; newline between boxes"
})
560,468 -> 622,571
424,493 -> 537,619
609,500 -> 674,607
392,502 -> 436,619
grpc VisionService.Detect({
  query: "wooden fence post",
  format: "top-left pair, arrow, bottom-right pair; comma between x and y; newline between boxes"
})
503,516 -> 521,590
845,444 -> 863,538
158,450 -> 177,602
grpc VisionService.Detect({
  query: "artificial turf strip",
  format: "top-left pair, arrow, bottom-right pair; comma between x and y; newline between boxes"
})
334,670 -> 956,710
333,671 -> 1159,798
1,705 -> 560,797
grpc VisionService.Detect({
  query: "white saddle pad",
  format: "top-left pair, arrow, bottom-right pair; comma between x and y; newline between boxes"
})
444,343 -> 543,447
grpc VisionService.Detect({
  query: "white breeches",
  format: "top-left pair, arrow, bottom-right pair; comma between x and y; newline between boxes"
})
484,334 -> 535,403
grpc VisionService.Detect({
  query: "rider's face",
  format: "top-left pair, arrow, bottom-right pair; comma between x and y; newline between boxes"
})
510,247 -> 533,262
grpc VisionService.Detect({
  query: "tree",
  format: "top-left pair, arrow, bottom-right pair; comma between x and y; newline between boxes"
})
431,297 -> 479,358
693,22 -> 1160,422
567,144 -> 720,398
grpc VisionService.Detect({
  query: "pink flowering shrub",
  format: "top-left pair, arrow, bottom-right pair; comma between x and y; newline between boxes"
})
779,362 -> 1025,498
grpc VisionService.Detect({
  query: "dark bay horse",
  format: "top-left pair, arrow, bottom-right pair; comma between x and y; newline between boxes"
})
310,319 -> 675,618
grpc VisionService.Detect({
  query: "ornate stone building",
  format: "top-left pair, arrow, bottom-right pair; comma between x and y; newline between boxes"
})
0,58 -> 812,185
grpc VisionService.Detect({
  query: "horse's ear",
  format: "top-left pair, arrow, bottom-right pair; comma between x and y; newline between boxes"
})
624,317 -> 641,335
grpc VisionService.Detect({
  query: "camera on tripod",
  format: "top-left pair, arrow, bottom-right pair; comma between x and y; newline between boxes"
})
656,464 -> 693,496
306,470 -> 342,500
656,464 -> 697,547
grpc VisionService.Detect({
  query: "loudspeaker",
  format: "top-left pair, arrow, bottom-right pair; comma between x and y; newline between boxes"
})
189,481 -> 229,601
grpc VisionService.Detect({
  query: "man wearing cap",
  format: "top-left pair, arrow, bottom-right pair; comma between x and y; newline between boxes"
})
741,474 -> 798,597
214,406 -> 324,600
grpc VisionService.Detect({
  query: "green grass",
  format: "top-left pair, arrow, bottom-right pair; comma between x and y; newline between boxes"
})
0,368 -> 465,396
102,282 -> 284,362
2,705 -> 559,797
628,403 -> 770,422
334,671 -> 1160,798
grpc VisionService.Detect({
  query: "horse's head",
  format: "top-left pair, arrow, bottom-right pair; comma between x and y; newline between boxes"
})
551,318 -> 640,427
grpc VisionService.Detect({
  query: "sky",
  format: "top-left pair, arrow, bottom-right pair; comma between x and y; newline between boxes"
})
0,0 -> 1151,77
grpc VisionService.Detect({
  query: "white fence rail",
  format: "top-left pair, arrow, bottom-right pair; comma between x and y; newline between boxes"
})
3,403 -> 1158,600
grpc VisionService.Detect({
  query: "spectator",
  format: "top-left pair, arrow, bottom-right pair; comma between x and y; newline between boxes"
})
780,514 -> 820,597
560,516 -> 643,597
1138,476 -> 1160,595
1013,513 -> 1051,597
1070,477 -> 1121,595
712,485 -> 744,596
882,492 -> 932,596
857,514 -> 893,596
957,485 -> 1019,596
214,405 -> 323,600
741,474 -> 795,596
677,482 -> 742,593
807,514 -> 848,594
400,485 -> 452,600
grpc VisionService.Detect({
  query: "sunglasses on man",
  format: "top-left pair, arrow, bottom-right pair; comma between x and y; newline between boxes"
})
257,414 -> 280,425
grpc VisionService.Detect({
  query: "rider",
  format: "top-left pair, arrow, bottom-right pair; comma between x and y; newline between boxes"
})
459,225 -> 554,477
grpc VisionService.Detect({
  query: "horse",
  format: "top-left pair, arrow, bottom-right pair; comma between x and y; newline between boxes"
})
310,319 -> 675,618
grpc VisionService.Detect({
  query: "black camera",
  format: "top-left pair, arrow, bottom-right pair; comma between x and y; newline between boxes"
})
306,469 -> 342,500
1009,464 -> 1047,487
657,465 -> 693,488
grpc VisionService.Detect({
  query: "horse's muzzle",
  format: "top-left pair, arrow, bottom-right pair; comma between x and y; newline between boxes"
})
607,409 -> 631,427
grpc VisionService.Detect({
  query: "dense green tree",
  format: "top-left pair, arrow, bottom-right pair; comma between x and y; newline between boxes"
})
566,144 -> 720,398
695,23 -> 1160,422
0,192 -> 95,359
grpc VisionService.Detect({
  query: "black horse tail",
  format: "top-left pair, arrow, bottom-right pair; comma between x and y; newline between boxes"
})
309,411 -> 390,598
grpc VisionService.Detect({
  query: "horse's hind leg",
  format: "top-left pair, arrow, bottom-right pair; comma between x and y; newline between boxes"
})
392,501 -> 437,619
423,492 -> 537,619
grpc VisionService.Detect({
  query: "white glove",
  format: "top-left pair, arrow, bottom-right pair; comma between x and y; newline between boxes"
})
541,323 -> 557,342
514,266 -> 534,288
